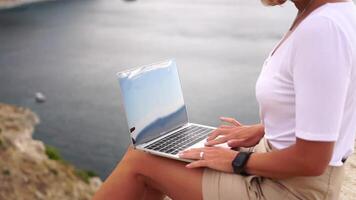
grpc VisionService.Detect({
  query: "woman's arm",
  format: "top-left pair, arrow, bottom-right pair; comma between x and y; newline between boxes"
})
180,135 -> 334,179
245,138 -> 334,179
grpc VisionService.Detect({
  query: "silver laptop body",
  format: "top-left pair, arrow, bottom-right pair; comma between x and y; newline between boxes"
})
117,59 -> 218,162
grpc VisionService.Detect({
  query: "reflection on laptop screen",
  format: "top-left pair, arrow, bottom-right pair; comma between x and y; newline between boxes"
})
118,59 -> 188,145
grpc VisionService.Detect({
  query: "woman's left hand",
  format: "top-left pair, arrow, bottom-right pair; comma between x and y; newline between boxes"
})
178,147 -> 239,173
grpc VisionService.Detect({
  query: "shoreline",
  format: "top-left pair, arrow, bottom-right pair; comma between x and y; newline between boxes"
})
0,0 -> 51,10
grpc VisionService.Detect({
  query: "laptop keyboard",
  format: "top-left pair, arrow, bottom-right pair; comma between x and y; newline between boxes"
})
145,125 -> 213,155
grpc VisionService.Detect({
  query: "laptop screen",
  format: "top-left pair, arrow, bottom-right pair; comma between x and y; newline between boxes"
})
117,59 -> 188,146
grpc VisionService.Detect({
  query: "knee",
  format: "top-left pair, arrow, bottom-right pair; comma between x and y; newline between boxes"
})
120,148 -> 154,173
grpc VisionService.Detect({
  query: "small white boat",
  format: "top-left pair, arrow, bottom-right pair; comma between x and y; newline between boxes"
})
35,92 -> 46,103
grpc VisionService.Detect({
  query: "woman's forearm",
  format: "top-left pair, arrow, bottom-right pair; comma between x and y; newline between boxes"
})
245,145 -> 308,179
245,138 -> 334,179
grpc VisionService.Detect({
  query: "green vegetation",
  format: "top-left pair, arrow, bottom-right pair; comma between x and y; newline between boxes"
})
44,144 -> 98,183
2,169 -> 11,176
45,145 -> 63,161
0,137 -> 5,149
75,169 -> 98,184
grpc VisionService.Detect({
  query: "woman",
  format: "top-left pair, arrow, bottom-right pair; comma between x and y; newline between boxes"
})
93,0 -> 356,199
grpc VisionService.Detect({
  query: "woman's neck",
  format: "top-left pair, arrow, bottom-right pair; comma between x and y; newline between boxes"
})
293,0 -> 350,12
289,0 -> 350,31
293,0 -> 312,11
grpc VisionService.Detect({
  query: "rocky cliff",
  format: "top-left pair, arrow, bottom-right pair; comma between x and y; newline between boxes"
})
0,103 -> 101,200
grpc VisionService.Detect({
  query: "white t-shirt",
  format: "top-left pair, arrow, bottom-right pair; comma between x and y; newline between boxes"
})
255,1 -> 356,166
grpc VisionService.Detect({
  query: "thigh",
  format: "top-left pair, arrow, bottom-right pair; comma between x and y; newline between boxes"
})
203,168 -> 251,200
127,148 -> 204,200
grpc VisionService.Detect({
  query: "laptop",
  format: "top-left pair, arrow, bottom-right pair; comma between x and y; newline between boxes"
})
117,59 -> 224,162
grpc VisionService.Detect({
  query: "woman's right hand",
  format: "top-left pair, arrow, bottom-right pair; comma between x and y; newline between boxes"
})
205,117 -> 265,148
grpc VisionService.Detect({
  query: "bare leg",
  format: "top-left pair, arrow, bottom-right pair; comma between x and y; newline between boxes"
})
93,147 -> 204,200
143,186 -> 166,200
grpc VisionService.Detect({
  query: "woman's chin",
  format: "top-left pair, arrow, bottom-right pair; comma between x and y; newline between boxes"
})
261,0 -> 288,6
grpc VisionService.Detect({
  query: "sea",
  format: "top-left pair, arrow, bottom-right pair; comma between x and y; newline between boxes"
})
0,0 -> 297,179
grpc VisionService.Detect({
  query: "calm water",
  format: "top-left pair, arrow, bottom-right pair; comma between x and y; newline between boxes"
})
0,0 -> 296,178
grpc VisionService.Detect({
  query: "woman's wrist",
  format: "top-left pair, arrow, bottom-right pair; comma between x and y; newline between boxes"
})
254,123 -> 265,137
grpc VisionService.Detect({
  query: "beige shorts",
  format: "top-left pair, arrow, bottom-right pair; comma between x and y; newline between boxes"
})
202,138 -> 345,200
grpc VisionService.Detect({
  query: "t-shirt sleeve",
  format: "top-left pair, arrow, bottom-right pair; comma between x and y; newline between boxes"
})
291,16 -> 352,141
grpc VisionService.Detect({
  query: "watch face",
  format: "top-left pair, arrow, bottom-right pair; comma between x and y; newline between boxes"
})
232,152 -> 251,174
232,152 -> 252,175
234,153 -> 247,167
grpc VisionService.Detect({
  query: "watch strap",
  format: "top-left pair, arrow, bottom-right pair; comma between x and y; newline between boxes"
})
232,151 -> 253,176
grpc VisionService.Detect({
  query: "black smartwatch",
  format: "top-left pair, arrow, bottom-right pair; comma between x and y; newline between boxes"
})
232,152 -> 253,176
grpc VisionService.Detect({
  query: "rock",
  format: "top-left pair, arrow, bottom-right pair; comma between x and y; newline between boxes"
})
90,177 -> 103,191
0,103 -> 102,200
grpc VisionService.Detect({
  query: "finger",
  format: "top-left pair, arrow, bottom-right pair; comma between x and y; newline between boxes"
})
178,151 -> 201,160
178,148 -> 204,159
186,160 -> 209,168
220,117 -> 242,127
179,147 -> 212,159
227,139 -> 247,148
205,136 -> 230,146
219,125 -> 235,129
180,147 -> 206,154
207,128 -> 231,141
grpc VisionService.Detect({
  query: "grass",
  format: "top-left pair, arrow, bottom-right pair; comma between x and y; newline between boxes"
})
75,169 -> 98,184
45,145 -> 63,161
0,137 -> 5,149
2,169 -> 11,176
44,144 -> 98,183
